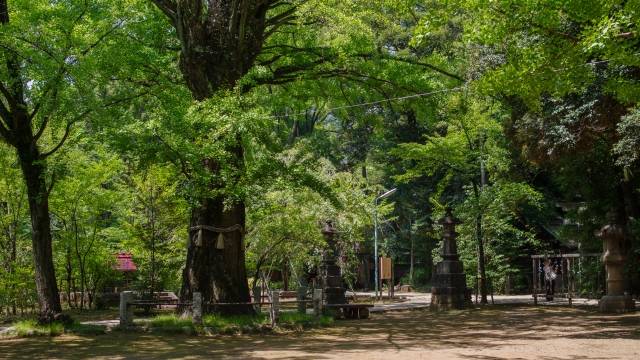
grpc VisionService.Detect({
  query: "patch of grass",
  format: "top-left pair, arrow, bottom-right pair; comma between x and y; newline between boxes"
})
201,312 -> 333,334
117,311 -> 333,336
11,320 -> 64,337
147,314 -> 195,334
66,322 -> 107,336
278,312 -> 334,329
203,313 -> 268,334
3,319 -> 107,338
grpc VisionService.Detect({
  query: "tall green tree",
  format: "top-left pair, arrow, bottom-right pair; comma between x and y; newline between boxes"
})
145,0 -> 462,312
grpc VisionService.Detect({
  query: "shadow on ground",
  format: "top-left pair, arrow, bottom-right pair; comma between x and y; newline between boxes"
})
0,305 -> 638,359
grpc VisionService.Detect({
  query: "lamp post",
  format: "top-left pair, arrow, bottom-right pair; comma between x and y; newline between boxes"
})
374,188 -> 397,300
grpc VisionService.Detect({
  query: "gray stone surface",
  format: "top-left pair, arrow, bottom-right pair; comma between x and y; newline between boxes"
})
598,220 -> 636,313
192,292 -> 202,325
119,291 -> 134,326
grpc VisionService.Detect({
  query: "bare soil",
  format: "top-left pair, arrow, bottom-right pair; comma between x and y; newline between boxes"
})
1,305 -> 638,359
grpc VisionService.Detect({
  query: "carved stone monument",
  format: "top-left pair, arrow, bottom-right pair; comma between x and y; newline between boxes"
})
320,221 -> 346,316
598,218 -> 635,313
430,208 -> 471,310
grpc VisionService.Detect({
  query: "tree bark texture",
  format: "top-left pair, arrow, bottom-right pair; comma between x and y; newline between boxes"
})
160,0 -> 270,100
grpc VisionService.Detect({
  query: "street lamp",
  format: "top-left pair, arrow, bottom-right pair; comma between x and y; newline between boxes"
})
374,188 -> 397,300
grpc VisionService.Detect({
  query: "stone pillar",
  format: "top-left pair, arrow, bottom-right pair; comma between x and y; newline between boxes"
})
297,285 -> 308,314
313,289 -> 323,316
119,291 -> 134,326
430,208 -> 471,310
320,221 -> 346,317
192,292 -> 203,325
598,221 -> 635,313
270,291 -> 280,327
253,285 -> 262,314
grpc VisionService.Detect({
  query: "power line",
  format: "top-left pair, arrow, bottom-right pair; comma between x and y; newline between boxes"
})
269,85 -> 467,119
270,52 -> 640,119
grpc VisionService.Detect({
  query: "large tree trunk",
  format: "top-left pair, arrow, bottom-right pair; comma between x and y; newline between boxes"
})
152,1 -> 273,314
181,197 -> 252,314
17,143 -> 62,321
180,140 -> 252,314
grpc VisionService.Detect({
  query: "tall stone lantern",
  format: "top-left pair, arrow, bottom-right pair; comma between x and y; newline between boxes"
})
430,208 -> 471,310
598,217 -> 635,312
321,221 -> 346,311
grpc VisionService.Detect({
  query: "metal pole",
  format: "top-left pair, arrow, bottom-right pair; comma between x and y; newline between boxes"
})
372,188 -> 396,301
374,198 -> 379,300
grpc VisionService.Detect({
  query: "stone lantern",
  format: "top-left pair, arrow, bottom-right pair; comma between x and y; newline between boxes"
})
430,208 -> 471,310
597,218 -> 635,312
320,221 -> 346,310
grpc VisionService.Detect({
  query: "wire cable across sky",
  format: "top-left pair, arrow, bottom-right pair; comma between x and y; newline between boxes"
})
270,85 -> 468,119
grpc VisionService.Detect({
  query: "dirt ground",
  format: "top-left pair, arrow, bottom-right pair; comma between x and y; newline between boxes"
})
1,305 -> 639,359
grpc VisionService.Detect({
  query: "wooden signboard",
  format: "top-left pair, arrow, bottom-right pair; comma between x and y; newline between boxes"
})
380,257 -> 392,280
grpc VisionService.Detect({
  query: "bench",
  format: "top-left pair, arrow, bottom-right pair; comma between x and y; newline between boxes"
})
325,303 -> 374,319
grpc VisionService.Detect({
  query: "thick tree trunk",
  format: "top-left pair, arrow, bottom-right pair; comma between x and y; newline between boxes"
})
17,145 -> 62,321
180,141 -> 252,314
180,197 -> 252,314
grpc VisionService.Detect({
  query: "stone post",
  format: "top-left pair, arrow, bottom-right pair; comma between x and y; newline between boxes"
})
598,220 -> 635,312
313,289 -> 323,316
253,285 -> 262,314
270,290 -> 280,327
119,291 -> 134,326
321,221 -> 346,317
192,292 -> 203,325
297,285 -> 308,314
430,208 -> 471,310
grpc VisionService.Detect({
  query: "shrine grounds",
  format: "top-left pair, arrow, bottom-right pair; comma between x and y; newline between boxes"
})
1,304 -> 639,359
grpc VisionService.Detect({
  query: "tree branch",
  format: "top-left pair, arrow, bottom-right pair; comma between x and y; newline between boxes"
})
40,89 -> 152,158
14,35 -> 58,61
356,52 -> 464,82
153,132 -> 192,179
266,4 -> 298,26
149,0 -> 177,24
29,66 -> 67,125
0,97 -> 11,124
0,118 -> 10,140
0,81 -> 15,110
80,22 -> 123,57
33,115 -> 51,142
40,119 -> 75,159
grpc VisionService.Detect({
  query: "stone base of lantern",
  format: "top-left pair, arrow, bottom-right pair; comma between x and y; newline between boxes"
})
430,260 -> 471,310
322,262 -> 346,318
599,295 -> 635,313
430,289 -> 471,310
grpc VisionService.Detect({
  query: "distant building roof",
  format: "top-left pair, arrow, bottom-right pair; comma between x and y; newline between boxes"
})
114,252 -> 137,272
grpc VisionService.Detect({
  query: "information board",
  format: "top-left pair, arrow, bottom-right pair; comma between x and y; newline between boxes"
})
380,257 -> 392,280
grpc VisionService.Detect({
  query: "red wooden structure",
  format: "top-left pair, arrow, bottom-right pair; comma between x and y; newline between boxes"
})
114,252 -> 137,272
